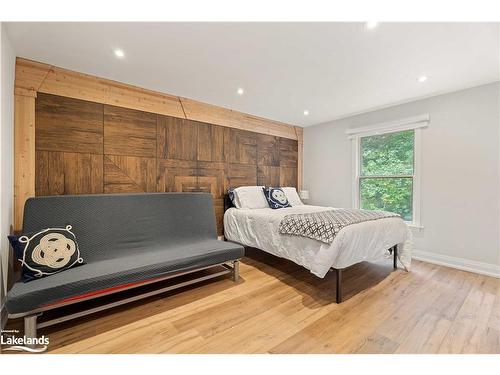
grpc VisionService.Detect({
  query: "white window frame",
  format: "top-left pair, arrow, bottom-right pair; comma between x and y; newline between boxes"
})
347,114 -> 429,229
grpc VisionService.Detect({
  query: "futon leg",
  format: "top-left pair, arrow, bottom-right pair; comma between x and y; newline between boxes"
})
232,260 -> 240,282
393,245 -> 398,270
24,315 -> 38,348
335,268 -> 342,304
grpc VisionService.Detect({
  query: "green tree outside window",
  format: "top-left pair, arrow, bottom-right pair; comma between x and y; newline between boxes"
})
359,129 -> 414,221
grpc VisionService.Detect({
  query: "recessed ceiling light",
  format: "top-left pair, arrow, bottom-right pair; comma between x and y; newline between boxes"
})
303,110 -> 309,116
418,75 -> 428,83
114,49 -> 125,58
365,21 -> 378,30
237,88 -> 244,95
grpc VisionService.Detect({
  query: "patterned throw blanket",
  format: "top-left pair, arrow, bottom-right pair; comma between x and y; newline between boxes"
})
279,208 -> 400,244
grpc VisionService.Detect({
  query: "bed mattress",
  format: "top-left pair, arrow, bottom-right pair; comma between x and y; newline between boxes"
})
224,205 -> 412,278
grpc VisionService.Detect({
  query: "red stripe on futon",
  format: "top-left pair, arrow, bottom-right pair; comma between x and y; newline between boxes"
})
42,276 -> 166,308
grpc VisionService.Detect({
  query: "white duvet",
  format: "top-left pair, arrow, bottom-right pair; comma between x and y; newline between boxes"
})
224,205 -> 412,278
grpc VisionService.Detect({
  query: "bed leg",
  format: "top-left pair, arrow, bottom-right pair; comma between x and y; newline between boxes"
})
232,260 -> 240,282
24,314 -> 38,347
393,245 -> 398,270
335,268 -> 342,304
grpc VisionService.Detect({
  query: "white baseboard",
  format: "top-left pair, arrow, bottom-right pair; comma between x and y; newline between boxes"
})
413,249 -> 500,278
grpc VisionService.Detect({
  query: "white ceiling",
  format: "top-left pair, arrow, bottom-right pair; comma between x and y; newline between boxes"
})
5,22 -> 499,126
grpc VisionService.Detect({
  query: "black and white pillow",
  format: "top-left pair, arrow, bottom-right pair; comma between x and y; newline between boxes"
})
262,187 -> 292,209
8,225 -> 84,282
227,187 -> 239,208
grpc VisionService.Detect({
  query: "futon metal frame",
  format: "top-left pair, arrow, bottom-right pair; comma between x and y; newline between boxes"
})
8,260 -> 240,344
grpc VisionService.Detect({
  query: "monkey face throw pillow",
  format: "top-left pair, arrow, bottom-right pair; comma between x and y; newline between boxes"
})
8,225 -> 84,282
263,187 -> 292,209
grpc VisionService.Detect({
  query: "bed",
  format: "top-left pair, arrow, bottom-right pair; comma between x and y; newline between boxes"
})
223,192 -> 412,303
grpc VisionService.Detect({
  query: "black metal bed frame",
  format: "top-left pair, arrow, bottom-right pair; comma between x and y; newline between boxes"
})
332,245 -> 398,303
223,193 -> 399,304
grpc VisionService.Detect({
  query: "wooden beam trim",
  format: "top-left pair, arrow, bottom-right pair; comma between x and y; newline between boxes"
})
14,58 -> 52,92
15,58 -> 298,140
14,94 -> 36,231
295,126 -> 304,190
180,97 -> 298,140
14,88 -> 37,98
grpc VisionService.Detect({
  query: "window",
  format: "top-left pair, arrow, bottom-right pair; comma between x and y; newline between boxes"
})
348,115 -> 428,227
359,130 -> 414,221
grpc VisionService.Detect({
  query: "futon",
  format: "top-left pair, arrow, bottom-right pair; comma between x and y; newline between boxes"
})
6,192 -> 244,339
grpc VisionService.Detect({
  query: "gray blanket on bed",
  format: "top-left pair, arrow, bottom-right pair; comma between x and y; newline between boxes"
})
278,208 -> 400,244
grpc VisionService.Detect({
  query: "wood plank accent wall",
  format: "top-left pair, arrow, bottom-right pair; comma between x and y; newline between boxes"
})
13,57 -> 303,232
34,93 -> 299,235
13,95 -> 36,231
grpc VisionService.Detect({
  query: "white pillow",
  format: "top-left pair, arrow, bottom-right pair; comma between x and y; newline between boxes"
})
282,187 -> 304,206
233,186 -> 268,209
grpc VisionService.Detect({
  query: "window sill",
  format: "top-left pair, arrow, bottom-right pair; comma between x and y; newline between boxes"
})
405,222 -> 424,230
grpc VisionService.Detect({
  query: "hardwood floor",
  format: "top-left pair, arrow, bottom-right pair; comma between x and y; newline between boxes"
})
7,249 -> 500,354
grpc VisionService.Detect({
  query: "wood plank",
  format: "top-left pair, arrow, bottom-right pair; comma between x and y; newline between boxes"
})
63,153 -> 103,194
257,165 -> 280,187
370,265 -> 451,345
227,163 -> 257,188
38,64 -> 185,118
47,151 -> 65,195
36,93 -> 104,154
438,274 -> 498,353
39,66 -> 109,104
489,300 -> 500,332
105,80 -> 185,118
197,160 -> 226,235
35,150 -> 50,196
279,138 -> 298,168
296,127 -> 303,190
104,105 -> 157,158
157,116 -> 198,161
197,122 -> 226,162
14,94 -> 36,231
235,111 -> 298,140
354,333 -> 399,354
269,263 -> 440,354
394,313 -> 453,353
157,159 -> 198,193
227,129 -> 257,165
213,198 -> 224,236
36,152 -> 103,195
14,58 -> 51,92
180,97 -> 234,129
257,134 -> 279,166
279,166 -> 297,187
15,87 -> 37,98
180,97 -> 298,140
104,155 -> 156,193
197,161 -> 226,199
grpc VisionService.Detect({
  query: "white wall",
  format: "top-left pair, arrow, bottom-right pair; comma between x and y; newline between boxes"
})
304,82 -> 500,274
0,23 -> 15,306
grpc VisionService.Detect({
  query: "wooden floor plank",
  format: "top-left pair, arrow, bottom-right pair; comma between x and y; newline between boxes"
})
6,253 -> 499,354
438,274 -> 498,354
354,333 -> 399,354
394,313 -> 453,353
